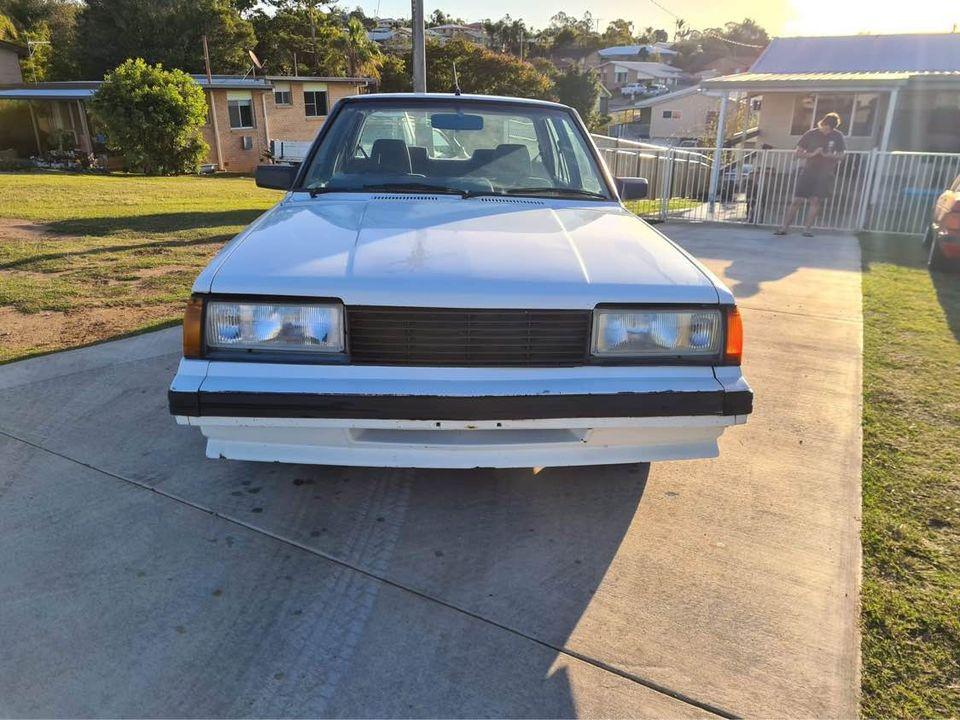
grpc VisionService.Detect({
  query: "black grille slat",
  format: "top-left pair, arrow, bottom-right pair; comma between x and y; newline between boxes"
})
347,307 -> 590,366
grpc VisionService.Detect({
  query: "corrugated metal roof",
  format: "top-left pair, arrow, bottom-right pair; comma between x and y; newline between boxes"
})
752,33 -> 960,74
597,61 -> 684,79
0,87 -> 97,100
190,75 -> 272,89
701,70 -> 960,90
598,44 -> 678,57
265,75 -> 372,83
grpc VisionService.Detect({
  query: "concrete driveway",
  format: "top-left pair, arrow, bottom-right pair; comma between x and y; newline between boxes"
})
0,224 -> 863,718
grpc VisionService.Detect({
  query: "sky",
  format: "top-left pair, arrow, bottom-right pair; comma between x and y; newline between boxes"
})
357,0 -> 958,37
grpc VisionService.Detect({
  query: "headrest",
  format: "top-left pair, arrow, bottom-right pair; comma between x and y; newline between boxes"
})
371,138 -> 411,174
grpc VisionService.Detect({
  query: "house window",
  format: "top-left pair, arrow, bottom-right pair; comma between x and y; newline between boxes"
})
813,94 -> 855,134
304,82 -> 328,117
791,93 -> 879,137
227,91 -> 254,129
615,71 -> 628,84
662,110 -> 680,119
791,94 -> 816,136
851,94 -> 879,136
273,81 -> 292,106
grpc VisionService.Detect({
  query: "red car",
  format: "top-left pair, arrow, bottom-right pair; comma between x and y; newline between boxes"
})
926,174 -> 960,271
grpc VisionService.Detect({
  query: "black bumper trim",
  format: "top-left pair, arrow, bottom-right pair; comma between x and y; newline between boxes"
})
169,389 -> 753,420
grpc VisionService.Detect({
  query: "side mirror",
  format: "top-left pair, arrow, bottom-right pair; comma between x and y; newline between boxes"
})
255,164 -> 298,190
616,177 -> 649,201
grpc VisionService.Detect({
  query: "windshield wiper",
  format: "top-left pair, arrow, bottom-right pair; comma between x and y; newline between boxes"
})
361,182 -> 467,197
302,185 -> 358,198
503,187 -> 609,200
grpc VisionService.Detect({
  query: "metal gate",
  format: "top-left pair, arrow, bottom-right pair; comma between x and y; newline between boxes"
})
592,135 -> 960,236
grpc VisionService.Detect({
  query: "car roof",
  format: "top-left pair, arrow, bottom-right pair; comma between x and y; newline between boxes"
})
342,92 -> 574,112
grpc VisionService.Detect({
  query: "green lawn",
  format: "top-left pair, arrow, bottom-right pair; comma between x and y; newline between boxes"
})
859,233 -> 960,718
624,197 -> 701,216
0,171 -> 280,362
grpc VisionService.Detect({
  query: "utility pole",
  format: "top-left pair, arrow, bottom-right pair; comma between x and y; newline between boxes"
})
411,0 -> 426,92
202,35 -> 223,171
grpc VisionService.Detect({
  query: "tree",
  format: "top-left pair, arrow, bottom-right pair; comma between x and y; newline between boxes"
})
0,0 -> 80,80
252,1 -> 367,77
601,19 -> 633,47
553,66 -> 599,119
671,18 -> 768,73
428,9 -> 463,27
76,0 -> 256,78
89,58 -> 208,175
0,12 -> 17,40
424,39 -> 552,98
482,15 -> 527,56
376,52 -> 410,93
331,16 -> 381,78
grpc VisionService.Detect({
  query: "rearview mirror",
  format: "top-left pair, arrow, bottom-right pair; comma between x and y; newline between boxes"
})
255,164 -> 298,190
616,177 -> 648,201
431,113 -> 484,131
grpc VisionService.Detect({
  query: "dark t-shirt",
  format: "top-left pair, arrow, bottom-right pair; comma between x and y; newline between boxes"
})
797,128 -> 845,174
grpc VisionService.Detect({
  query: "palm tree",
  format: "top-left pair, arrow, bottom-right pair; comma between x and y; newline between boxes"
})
335,17 -> 381,78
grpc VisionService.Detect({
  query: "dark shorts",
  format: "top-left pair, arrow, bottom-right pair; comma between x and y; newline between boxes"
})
795,169 -> 834,199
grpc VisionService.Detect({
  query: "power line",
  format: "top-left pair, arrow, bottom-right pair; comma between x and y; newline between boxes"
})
642,0 -> 766,48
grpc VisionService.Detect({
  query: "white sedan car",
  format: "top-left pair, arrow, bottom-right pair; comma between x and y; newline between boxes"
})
169,93 -> 752,468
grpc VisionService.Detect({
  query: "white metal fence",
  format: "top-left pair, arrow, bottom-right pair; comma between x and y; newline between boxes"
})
591,134 -> 960,236
270,132 -> 957,236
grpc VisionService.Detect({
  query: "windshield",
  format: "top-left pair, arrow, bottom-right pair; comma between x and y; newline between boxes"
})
299,100 -> 612,200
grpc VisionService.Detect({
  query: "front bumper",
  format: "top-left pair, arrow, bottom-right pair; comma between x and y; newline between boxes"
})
169,360 -> 752,467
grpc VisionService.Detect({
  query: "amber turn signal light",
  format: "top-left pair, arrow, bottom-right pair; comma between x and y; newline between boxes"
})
724,306 -> 743,365
183,296 -> 204,358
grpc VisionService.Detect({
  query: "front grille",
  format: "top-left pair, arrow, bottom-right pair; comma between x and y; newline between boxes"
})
347,307 -> 591,366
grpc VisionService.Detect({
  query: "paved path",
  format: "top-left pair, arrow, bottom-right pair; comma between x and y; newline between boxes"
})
0,224 -> 862,718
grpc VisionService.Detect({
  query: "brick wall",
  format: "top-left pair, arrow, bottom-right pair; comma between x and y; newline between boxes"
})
265,81 -> 364,143
201,88 -> 269,173
199,81 -> 364,173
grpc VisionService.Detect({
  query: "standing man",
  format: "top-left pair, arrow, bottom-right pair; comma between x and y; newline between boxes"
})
775,112 -> 845,236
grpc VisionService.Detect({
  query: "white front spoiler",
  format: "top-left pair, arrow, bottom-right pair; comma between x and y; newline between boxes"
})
175,415 -> 747,468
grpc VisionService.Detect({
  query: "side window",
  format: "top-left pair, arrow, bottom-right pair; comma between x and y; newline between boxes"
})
304,83 -> 329,117
504,118 -> 539,157
227,91 -> 254,129
273,82 -> 292,106
791,94 -> 815,136
543,119 -> 570,184
545,116 -> 603,193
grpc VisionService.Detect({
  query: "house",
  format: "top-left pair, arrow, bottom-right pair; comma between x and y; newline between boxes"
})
0,40 -> 26,83
608,85 -> 736,143
596,61 -> 686,94
0,75 -> 370,172
587,44 -> 678,67
367,24 -> 413,48
425,23 -> 488,46
701,33 -> 960,153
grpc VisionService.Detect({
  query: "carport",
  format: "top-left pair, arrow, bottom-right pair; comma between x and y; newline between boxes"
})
0,84 -> 97,155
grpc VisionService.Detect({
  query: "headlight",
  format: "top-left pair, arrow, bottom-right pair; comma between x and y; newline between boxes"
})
205,300 -> 344,353
592,308 -> 722,358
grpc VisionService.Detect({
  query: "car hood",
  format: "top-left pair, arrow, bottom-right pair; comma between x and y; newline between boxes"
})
198,194 -> 721,308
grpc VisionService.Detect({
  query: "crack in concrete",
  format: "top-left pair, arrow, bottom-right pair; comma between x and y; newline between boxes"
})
1,426 -> 741,719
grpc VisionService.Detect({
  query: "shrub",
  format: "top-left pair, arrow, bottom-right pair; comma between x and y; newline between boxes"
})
89,58 -> 209,175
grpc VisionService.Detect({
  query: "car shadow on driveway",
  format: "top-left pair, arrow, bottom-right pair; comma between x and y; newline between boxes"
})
0,347 -> 662,716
